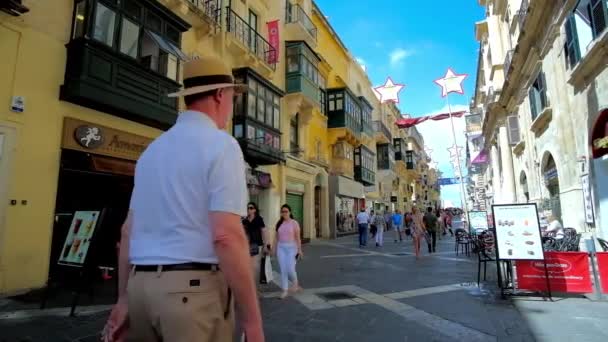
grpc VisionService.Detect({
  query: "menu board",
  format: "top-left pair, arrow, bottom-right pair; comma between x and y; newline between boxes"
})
468,211 -> 489,230
492,204 -> 544,260
58,211 -> 100,267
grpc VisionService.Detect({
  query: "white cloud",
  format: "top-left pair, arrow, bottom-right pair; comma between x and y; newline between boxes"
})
389,48 -> 413,67
415,104 -> 469,207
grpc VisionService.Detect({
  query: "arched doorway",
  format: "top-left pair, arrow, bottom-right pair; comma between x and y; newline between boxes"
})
542,153 -> 561,220
520,171 -> 529,203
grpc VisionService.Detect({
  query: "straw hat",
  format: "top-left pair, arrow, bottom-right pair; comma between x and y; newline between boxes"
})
167,55 -> 247,97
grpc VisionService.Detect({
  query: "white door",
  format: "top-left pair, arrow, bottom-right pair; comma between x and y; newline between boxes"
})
0,125 -> 16,250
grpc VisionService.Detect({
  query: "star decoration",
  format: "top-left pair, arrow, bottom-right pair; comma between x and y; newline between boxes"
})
424,146 -> 434,157
434,68 -> 468,97
428,161 -> 438,169
447,145 -> 464,159
374,77 -> 405,104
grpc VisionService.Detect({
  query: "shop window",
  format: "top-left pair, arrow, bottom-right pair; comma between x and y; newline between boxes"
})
528,71 -> 548,121
93,2 -> 116,47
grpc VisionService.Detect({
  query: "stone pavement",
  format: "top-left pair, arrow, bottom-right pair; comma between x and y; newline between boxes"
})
2,234 -> 608,341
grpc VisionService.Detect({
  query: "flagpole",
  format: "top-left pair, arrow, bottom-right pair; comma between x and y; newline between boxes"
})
445,94 -> 469,226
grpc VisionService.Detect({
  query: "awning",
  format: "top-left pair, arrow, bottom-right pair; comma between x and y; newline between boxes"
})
146,30 -> 189,61
591,108 -> 608,159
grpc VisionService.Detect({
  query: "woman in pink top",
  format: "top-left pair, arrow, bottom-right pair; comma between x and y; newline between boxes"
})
272,204 -> 303,299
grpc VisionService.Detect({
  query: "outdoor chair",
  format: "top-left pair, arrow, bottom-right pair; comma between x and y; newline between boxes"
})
455,229 -> 471,256
474,233 -> 496,286
597,238 -> 608,252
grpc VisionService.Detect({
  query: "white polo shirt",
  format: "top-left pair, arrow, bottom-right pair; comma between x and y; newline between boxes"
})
129,110 -> 248,265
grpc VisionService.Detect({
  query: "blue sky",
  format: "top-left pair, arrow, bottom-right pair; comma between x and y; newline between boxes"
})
316,0 -> 485,207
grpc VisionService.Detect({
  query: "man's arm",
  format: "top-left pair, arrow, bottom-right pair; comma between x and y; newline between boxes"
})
210,212 -> 263,339
117,211 -> 132,302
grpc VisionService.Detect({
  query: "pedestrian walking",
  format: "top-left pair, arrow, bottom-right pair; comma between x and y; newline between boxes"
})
423,207 -> 439,253
369,210 -> 378,239
273,204 -> 303,299
392,209 -> 404,243
404,212 -> 413,240
372,210 -> 386,247
104,56 -> 264,342
445,211 -> 454,236
411,207 -> 425,259
242,202 -> 270,287
384,208 -> 393,232
356,208 -> 370,247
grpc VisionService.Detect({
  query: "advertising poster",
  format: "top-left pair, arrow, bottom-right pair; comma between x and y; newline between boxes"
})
597,252 -> 608,294
516,252 -> 592,293
492,204 -> 543,260
58,211 -> 100,267
468,211 -> 488,230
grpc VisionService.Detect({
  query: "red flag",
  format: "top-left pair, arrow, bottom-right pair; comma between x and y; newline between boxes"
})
430,111 -> 466,120
266,20 -> 280,64
395,116 -> 429,128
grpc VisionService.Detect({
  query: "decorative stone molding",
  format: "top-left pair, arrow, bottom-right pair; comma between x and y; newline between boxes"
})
530,106 -> 553,137
513,140 -> 526,156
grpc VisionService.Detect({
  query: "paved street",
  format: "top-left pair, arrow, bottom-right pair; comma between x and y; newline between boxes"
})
2,235 -> 608,342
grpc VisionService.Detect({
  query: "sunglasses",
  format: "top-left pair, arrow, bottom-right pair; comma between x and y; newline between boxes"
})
247,207 -> 255,210
281,210 -> 290,214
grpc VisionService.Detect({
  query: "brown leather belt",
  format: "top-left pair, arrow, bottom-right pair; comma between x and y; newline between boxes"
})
133,262 -> 219,272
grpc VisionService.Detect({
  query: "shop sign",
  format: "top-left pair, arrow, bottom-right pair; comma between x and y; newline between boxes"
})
468,211 -> 488,230
591,108 -> 608,159
58,211 -> 101,267
581,174 -> 595,224
62,118 -> 153,161
515,252 -> 592,293
597,252 -> 608,294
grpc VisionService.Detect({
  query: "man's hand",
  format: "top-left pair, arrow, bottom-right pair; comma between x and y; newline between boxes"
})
104,297 -> 129,342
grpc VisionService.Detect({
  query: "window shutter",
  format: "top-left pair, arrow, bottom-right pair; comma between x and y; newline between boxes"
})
507,115 -> 521,145
564,14 -> 581,68
540,72 -> 548,110
589,0 -> 608,38
528,87 -> 538,121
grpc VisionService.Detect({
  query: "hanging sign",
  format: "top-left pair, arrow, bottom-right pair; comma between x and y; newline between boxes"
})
438,178 -> 460,185
581,174 -> 595,224
516,252 -> 593,293
492,204 -> 544,260
58,211 -> 101,267
266,20 -> 280,64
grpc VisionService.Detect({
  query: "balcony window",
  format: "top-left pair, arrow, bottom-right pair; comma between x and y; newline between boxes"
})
528,71 -> 548,121
286,2 -> 317,40
62,0 -> 190,128
285,42 -> 321,104
93,2 -> 116,47
290,113 -> 299,153
564,0 -> 607,68
235,75 -> 281,131
354,145 -> 376,185
319,89 -> 327,115
226,7 -> 276,69
377,143 -> 395,170
333,141 -> 353,160
406,150 -> 415,169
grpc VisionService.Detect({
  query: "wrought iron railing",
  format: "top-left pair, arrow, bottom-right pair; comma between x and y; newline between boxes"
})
186,0 -> 221,25
286,2 -> 317,41
517,0 -> 529,29
503,49 -> 514,79
373,120 -> 392,141
226,7 -> 277,70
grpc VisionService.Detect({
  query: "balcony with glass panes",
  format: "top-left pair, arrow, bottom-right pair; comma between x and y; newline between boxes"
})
232,68 -> 285,166
393,137 -> 406,162
285,41 -> 322,109
327,88 -> 362,143
405,150 -> 416,170
376,143 -> 395,171
358,96 -> 374,137
61,0 -> 190,129
354,145 -> 376,186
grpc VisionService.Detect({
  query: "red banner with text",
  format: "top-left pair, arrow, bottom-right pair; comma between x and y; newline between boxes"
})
266,20 -> 280,64
516,252 -> 592,293
597,252 -> 608,294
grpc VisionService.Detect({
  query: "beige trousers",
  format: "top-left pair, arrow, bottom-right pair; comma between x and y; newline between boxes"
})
127,268 -> 234,342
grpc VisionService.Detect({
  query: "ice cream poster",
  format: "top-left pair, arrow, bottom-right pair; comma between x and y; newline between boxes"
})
492,204 -> 544,261
58,211 -> 100,266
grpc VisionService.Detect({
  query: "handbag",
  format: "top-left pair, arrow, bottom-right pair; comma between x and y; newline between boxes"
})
264,256 -> 274,283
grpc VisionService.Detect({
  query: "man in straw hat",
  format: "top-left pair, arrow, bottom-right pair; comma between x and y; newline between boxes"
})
104,55 -> 264,342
